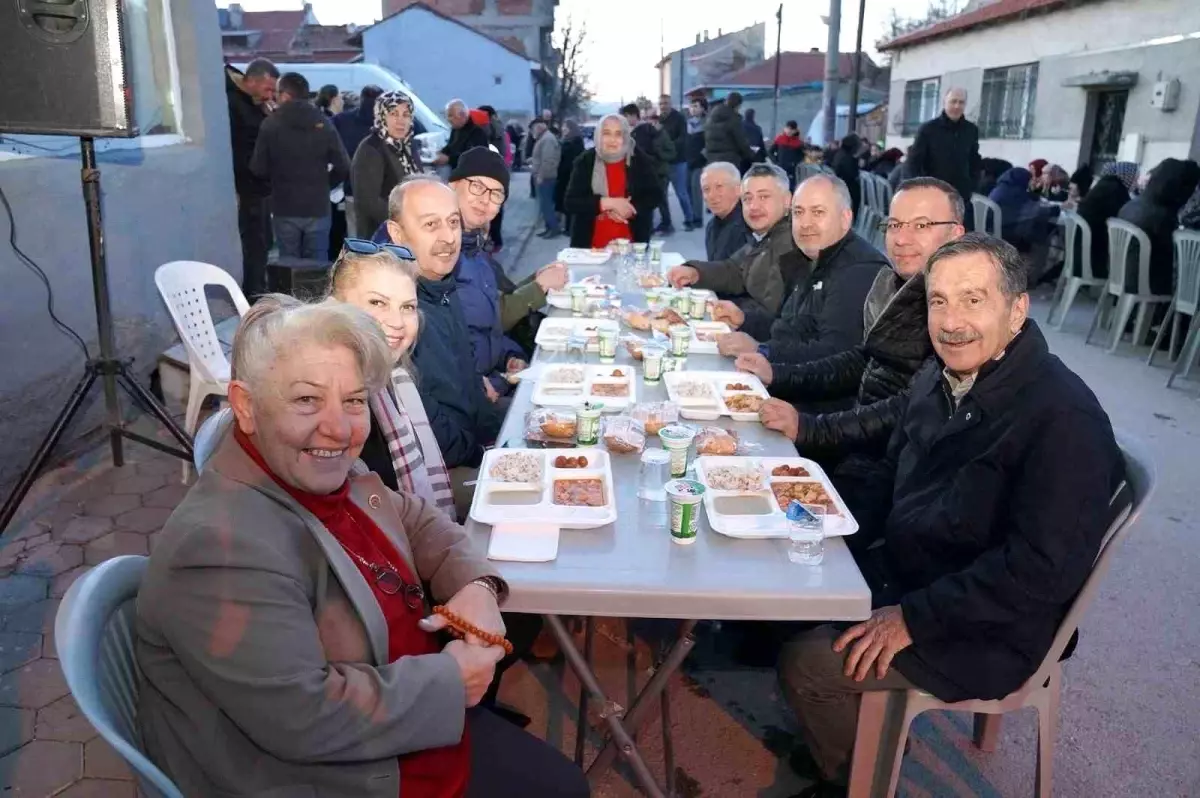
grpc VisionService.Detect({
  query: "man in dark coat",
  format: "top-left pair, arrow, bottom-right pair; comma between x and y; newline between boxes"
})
434,98 -> 490,169
777,234 -> 1126,797
1118,157 -> 1200,295
907,87 -> 982,229
686,97 -> 709,228
225,59 -> 279,298
699,161 -> 750,261
832,134 -> 862,219
622,104 -> 676,233
554,119 -> 587,238
332,84 -> 383,238
704,91 -> 754,171
249,72 -> 350,262
658,95 -> 697,231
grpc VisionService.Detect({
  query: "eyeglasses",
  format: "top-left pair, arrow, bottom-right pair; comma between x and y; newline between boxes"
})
465,178 -> 506,205
342,238 -> 415,260
338,540 -> 426,609
879,220 -> 959,234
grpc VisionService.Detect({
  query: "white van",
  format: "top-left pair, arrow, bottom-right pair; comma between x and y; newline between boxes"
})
233,62 -> 450,162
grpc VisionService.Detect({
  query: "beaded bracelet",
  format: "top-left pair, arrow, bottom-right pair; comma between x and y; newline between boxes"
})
433,605 -> 514,656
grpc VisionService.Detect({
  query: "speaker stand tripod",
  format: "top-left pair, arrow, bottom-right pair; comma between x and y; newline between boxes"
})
0,137 -> 194,533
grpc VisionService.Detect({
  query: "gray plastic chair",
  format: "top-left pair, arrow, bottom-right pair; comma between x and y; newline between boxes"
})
1086,219 -> 1174,352
845,435 -> 1154,798
192,406 -> 234,473
1048,211 -> 1106,329
55,556 -> 185,798
970,194 -> 1002,237
1151,230 -> 1200,386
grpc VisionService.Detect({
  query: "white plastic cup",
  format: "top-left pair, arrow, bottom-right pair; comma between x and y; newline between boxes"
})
596,324 -> 619,361
672,287 -> 692,314
689,290 -> 709,320
642,344 -> 666,383
658,424 -> 696,478
570,286 -> 587,316
665,479 -> 706,544
649,239 -> 665,268
576,402 -> 604,445
668,324 -> 692,357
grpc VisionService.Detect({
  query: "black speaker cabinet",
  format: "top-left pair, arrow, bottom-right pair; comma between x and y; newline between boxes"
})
0,0 -> 137,137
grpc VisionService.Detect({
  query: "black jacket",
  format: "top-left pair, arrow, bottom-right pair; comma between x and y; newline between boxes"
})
564,149 -> 663,247
1117,157 -> 1200,295
661,108 -> 688,165
832,146 -> 862,219
858,321 -> 1125,702
411,274 -> 503,469
250,100 -> 351,218
332,97 -> 377,195
772,270 -> 931,457
704,203 -> 750,262
350,135 -> 420,239
224,66 -> 270,198
686,121 -> 707,169
632,122 -> 674,180
907,112 -> 982,202
555,134 -> 587,213
441,120 -> 490,169
704,103 -> 753,167
1073,175 -> 1130,280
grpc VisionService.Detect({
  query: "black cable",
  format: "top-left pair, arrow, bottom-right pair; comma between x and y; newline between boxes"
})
0,179 -> 91,361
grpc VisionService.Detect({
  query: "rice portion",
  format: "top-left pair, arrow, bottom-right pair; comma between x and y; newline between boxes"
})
704,465 -> 766,492
489,452 -> 544,483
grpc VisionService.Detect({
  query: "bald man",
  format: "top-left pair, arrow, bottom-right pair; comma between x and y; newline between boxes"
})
907,87 -> 981,228
434,98 -> 490,169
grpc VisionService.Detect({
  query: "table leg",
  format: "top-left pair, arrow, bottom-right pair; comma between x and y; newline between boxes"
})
661,680 -> 675,797
574,617 -> 595,766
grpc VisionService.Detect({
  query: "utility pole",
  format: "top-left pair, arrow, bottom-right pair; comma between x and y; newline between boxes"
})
770,4 -> 783,138
821,0 -> 842,146
848,0 -> 867,132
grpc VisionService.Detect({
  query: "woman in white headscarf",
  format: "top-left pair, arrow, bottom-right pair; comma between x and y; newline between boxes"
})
563,113 -> 662,248
351,90 -> 422,239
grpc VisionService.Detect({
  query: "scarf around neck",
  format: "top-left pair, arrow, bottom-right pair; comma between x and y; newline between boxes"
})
374,91 -> 419,177
591,113 -> 633,197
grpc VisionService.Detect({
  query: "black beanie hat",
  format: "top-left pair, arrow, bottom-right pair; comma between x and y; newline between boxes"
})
450,146 -> 510,194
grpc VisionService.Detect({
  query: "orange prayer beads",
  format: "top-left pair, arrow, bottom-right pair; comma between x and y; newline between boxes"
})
432,605 -> 514,656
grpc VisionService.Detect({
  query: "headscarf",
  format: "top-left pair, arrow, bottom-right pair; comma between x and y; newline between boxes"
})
1102,161 -> 1140,193
1028,158 -> 1048,179
591,113 -> 633,197
374,91 -> 419,177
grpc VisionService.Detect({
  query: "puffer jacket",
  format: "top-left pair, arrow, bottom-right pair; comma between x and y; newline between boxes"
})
704,102 -> 753,167
771,270 -> 932,457
691,215 -> 795,320
454,231 -> 527,394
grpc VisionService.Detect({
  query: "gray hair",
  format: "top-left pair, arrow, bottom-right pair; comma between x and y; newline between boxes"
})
895,176 -> 965,223
446,98 -> 467,115
924,232 -> 1027,298
387,174 -> 450,222
231,294 -> 392,394
701,161 -> 741,184
742,162 -> 790,194
797,173 -> 853,213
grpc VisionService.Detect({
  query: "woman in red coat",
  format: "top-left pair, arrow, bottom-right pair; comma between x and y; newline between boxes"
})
564,114 -> 662,248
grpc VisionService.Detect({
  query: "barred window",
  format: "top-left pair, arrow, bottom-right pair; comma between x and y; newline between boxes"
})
979,63 -> 1038,139
902,77 -> 940,136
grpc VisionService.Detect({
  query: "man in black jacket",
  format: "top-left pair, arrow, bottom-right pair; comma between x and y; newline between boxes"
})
225,59 -> 279,298
739,178 -> 965,469
658,95 -> 696,231
434,99 -> 490,169
777,234 -> 1126,798
250,72 -> 351,262
686,97 -> 709,228
700,161 -> 750,261
907,87 -> 981,229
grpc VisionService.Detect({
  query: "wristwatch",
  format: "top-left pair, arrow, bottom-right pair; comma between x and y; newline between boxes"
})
470,576 -> 508,604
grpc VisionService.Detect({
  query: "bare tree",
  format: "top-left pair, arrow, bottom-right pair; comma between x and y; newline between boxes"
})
880,0 -> 964,45
552,17 -> 593,120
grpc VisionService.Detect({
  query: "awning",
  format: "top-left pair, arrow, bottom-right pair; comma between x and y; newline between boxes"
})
1061,70 -> 1138,89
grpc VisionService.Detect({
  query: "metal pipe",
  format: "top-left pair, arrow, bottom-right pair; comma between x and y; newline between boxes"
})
848,0 -> 868,131
821,0 -> 843,146
770,4 -> 783,139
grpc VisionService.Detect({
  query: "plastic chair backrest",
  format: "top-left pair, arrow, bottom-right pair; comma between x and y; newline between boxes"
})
55,556 -> 185,798
154,261 -> 251,383
193,407 -> 234,473
1172,229 -> 1200,316
970,194 -> 1001,236
1022,434 -> 1154,692
1106,219 -> 1153,296
876,175 -> 893,214
1060,210 -> 1096,281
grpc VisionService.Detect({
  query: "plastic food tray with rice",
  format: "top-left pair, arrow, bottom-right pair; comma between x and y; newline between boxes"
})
531,365 -> 637,412
662,371 -> 770,421
469,449 -> 617,529
692,456 -> 858,539
534,319 -> 608,352
546,278 -> 617,310
556,248 -> 613,266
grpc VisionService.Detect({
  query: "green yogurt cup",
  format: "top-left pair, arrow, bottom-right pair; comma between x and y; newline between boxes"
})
665,479 -> 706,544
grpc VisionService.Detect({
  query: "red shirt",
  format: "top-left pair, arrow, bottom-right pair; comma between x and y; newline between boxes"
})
235,429 -> 470,798
592,160 -> 632,248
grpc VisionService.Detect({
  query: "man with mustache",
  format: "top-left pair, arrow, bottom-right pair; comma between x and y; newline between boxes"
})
776,234 -> 1126,798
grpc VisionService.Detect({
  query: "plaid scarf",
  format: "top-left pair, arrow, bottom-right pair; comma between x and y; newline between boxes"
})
367,365 -> 455,518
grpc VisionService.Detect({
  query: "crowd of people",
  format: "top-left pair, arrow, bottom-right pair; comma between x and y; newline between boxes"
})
137,63 -> 1143,798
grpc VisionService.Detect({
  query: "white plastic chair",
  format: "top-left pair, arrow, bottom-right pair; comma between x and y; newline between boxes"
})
1047,211 -> 1107,329
847,435 -> 1154,798
874,175 -> 893,216
1085,220 -> 1174,353
193,406 -> 234,474
55,556 -> 185,798
970,194 -> 1002,237
154,262 -> 249,482
1155,230 -> 1200,386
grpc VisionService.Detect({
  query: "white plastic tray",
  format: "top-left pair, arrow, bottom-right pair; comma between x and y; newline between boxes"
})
693,455 -> 859,539
687,320 -> 731,355
662,371 -> 770,422
546,277 -> 617,310
535,318 -> 608,351
531,365 -> 637,412
469,448 -> 617,530
556,248 -> 613,266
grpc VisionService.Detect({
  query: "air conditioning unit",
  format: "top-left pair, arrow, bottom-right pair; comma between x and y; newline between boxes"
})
1150,79 -> 1180,111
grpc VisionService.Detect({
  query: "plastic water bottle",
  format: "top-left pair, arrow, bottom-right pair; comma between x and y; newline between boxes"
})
787,501 -> 826,565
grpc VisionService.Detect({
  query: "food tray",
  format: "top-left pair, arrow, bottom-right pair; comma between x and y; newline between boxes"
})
469,448 -> 617,529
532,365 -> 637,412
547,277 -> 617,310
556,248 -> 613,266
687,320 -> 730,355
662,371 -> 770,422
534,319 -> 608,351
693,456 -> 858,539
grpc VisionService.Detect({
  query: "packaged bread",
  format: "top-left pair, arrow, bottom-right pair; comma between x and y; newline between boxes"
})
524,409 -> 577,448
695,427 -> 739,456
601,416 -> 646,454
622,306 -> 652,331
629,401 -> 680,437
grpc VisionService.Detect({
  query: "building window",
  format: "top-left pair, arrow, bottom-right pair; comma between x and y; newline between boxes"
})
902,77 -> 940,135
979,63 -> 1038,139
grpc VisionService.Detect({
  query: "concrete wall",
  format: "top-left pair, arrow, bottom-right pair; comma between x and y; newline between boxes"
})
0,0 -> 240,494
363,6 -> 536,117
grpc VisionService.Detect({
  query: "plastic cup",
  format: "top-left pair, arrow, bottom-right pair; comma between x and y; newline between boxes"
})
668,324 -> 692,357
658,424 -> 697,478
665,479 -> 706,544
649,239 -> 665,268
672,288 -> 692,314
638,448 -> 671,501
662,354 -> 683,374
642,343 -> 666,383
570,286 -> 587,316
576,402 -> 604,445
596,324 -> 619,362
689,290 -> 709,320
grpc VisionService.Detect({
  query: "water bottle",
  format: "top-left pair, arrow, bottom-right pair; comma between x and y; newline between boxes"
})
787,500 -> 826,565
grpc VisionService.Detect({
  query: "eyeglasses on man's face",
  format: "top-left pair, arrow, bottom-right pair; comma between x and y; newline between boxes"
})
466,178 -> 506,205
879,219 -> 959,234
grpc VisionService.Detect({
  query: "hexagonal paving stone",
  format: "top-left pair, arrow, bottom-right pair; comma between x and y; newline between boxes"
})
0,633 -> 43,674
0,738 -> 83,796
56,516 -> 114,545
83,736 -> 134,780
0,575 -> 48,608
0,539 -> 27,569
110,473 -> 166,496
35,695 -> 98,743
21,533 -> 50,550
55,778 -> 137,798
141,484 -> 188,510
0,659 -> 69,709
84,533 -> 148,566
81,494 -> 142,519
50,566 -> 90,600
0,599 -> 57,635
16,543 -> 84,578
0,706 -> 35,757
112,506 -> 173,535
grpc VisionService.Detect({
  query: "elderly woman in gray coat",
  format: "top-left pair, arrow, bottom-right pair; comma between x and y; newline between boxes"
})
135,295 -> 588,798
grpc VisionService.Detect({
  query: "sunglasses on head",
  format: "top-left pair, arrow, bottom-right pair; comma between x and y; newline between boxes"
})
342,238 -> 416,261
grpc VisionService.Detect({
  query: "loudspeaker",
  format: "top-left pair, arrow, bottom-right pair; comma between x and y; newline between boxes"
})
0,0 -> 137,137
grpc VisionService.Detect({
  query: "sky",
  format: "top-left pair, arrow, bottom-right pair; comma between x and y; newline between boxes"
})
218,0 -> 938,101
